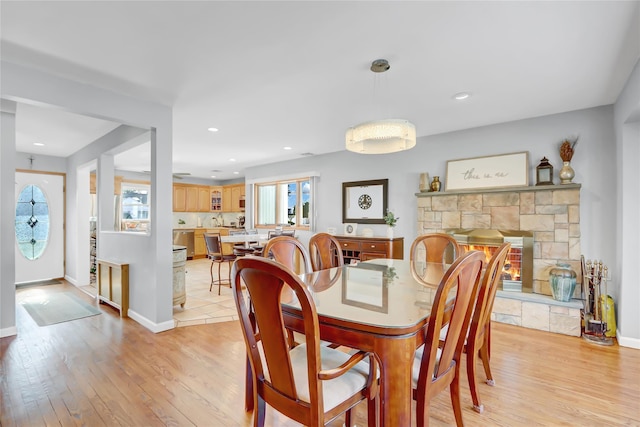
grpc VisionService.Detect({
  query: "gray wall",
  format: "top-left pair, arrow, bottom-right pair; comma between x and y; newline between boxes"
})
1,61 -> 175,336
613,59 -> 640,347
246,103 -> 639,347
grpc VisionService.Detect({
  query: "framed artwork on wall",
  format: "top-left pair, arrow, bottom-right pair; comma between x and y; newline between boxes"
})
445,151 -> 529,191
342,179 -> 388,224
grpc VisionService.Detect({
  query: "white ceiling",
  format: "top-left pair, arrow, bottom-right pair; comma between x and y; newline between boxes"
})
2,1 -> 639,180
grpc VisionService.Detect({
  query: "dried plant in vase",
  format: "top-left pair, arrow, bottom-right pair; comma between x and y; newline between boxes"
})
559,137 -> 578,162
559,137 -> 578,184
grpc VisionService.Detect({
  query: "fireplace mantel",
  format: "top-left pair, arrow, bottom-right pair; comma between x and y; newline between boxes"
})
416,183 -> 581,198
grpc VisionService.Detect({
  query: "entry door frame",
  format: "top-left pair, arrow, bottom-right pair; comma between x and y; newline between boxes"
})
15,169 -> 66,284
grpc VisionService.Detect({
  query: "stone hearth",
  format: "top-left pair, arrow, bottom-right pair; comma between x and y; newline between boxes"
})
416,183 -> 582,336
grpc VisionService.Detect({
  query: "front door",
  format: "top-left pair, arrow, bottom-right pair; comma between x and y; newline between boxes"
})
15,171 -> 65,284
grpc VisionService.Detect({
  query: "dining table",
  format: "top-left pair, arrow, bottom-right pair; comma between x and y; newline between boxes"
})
253,258 -> 451,425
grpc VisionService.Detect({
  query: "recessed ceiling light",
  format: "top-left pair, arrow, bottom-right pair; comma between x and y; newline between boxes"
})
283,146 -> 292,150
207,127 -> 219,132
229,158 -> 236,162
233,171 -> 239,175
453,92 -> 471,100
33,142 -> 45,146
211,175 -> 216,178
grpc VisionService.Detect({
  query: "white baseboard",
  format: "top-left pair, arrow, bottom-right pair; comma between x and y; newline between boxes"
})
64,274 -> 78,286
0,326 -> 17,338
616,330 -> 640,349
127,309 -> 175,333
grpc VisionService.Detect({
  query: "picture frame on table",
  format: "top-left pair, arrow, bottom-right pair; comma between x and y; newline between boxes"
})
445,151 -> 529,191
343,223 -> 358,236
342,178 -> 388,224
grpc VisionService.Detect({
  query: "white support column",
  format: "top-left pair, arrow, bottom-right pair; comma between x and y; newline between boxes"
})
0,99 -> 17,337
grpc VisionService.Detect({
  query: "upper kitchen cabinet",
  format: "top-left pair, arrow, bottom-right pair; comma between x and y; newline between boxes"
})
210,186 -> 222,212
197,186 -> 210,212
173,184 -> 188,212
222,184 -> 245,212
173,184 -> 211,212
222,186 -> 232,212
185,186 -> 199,211
231,184 -> 245,212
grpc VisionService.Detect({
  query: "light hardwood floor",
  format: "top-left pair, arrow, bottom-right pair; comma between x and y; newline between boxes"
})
82,258 -> 240,327
3,275 -> 639,426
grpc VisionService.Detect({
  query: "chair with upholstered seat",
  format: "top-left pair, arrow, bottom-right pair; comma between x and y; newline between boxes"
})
412,250 -> 485,427
453,242 -> 511,413
245,228 -> 264,256
204,232 -> 237,295
231,256 -> 378,427
308,232 -> 344,271
229,229 -> 254,257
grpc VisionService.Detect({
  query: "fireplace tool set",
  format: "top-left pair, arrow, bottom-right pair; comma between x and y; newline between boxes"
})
581,256 -> 615,345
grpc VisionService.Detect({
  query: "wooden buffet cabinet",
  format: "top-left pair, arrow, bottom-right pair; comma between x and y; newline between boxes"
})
334,235 -> 404,264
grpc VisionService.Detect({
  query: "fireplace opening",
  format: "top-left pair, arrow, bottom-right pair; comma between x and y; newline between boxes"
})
449,229 -> 533,293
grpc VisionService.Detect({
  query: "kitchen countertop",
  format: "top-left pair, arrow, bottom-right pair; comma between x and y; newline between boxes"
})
173,245 -> 187,251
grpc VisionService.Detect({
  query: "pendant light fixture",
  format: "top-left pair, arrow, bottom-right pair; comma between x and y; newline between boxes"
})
346,59 -> 416,154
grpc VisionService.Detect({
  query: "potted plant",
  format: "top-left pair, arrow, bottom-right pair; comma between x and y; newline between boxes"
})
383,210 -> 398,238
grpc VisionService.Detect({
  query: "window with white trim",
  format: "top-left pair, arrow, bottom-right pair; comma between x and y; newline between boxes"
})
121,183 -> 150,231
255,177 -> 312,229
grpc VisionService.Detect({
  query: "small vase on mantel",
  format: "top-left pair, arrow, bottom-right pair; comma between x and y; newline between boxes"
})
386,226 -> 394,239
559,161 -> 575,184
419,173 -> 430,192
430,176 -> 441,192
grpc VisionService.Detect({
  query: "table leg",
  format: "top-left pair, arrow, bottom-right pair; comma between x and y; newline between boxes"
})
375,335 -> 416,425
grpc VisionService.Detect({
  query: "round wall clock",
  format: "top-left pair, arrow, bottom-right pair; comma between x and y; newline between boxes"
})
358,194 -> 372,210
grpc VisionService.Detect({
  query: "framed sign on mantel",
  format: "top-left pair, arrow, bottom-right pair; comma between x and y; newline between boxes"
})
342,179 -> 388,224
445,151 -> 529,191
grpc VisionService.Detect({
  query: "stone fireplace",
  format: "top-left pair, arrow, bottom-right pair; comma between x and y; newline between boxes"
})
416,183 -> 583,336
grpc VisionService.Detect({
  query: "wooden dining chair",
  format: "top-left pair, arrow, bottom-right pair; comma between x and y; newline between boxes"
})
410,233 -> 461,264
231,256 -> 378,427
412,250 -> 485,427
203,232 -> 237,295
245,228 -> 264,255
262,235 -> 312,275
458,242 -> 511,413
229,229 -> 254,257
308,232 -> 344,271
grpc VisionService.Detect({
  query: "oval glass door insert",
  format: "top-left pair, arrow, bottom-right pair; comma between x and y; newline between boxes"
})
15,184 -> 50,260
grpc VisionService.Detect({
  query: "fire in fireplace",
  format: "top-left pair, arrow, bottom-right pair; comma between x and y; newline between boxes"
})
449,229 -> 533,293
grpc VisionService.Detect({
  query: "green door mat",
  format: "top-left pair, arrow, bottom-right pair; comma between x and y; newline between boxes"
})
20,292 -> 101,326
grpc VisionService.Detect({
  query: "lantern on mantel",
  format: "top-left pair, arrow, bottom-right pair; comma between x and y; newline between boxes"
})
536,157 -> 553,186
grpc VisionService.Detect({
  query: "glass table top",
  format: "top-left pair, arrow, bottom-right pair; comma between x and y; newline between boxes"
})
286,259 -> 452,330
